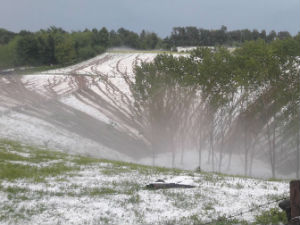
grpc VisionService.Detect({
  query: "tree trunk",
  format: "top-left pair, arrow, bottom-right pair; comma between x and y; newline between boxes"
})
226,149 -> 233,171
210,125 -> 215,171
296,128 -> 300,179
218,131 -> 225,173
272,121 -> 276,178
244,125 -> 249,176
180,135 -> 184,165
198,130 -> 202,170
266,121 -> 276,178
244,149 -> 249,176
249,138 -> 257,177
171,139 -> 175,168
151,127 -> 156,167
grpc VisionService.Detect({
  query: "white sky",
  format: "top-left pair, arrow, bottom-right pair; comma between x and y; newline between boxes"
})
0,0 -> 299,37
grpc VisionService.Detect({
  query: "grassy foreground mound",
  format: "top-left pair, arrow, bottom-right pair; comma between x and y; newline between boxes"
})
0,139 -> 288,225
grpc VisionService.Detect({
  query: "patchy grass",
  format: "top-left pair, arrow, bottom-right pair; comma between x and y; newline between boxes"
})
0,139 -> 289,225
82,187 -> 118,196
0,150 -> 26,162
72,156 -> 101,165
254,208 -> 287,225
0,161 -> 76,181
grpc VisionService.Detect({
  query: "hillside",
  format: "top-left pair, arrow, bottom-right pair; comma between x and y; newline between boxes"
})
0,51 -> 159,161
1,49 -> 298,179
0,139 -> 288,225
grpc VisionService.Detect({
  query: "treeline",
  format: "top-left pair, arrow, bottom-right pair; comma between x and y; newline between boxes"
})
133,37 -> 300,178
0,25 -> 298,69
0,27 -> 164,69
165,26 -> 294,47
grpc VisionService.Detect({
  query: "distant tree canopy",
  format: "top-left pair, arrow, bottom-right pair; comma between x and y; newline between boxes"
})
0,25 -> 298,69
164,26 -> 295,47
0,26 -> 168,69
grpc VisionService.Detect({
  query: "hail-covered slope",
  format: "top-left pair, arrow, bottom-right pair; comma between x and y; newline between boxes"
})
0,52 -> 157,160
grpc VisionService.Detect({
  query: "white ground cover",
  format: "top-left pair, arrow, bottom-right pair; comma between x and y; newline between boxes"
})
0,52 -> 156,162
0,111 -> 127,161
0,141 -> 289,225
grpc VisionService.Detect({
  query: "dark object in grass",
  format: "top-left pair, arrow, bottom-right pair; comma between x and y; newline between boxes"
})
155,179 -> 165,182
288,216 -> 300,225
279,199 -> 291,222
146,182 -> 195,189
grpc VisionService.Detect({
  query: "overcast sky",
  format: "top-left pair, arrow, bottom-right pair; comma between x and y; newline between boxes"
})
0,0 -> 299,37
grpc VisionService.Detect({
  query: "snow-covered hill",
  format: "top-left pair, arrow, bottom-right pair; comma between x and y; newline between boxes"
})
0,52 -> 158,161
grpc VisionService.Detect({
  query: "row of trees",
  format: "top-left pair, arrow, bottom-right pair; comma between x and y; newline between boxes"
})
0,27 -> 163,69
166,26 -> 293,47
0,26 -> 297,69
133,37 -> 300,178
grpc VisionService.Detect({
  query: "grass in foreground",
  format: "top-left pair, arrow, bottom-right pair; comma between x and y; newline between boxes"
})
0,139 -> 288,225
